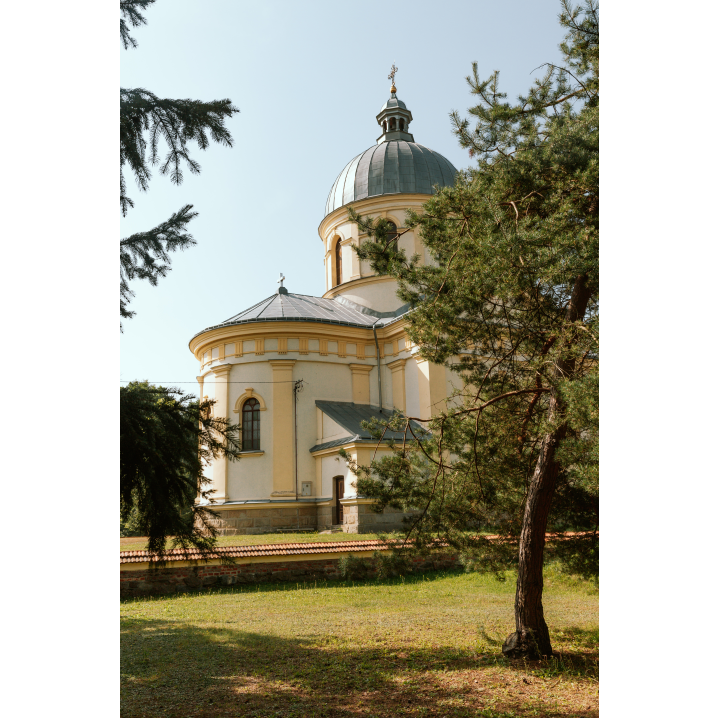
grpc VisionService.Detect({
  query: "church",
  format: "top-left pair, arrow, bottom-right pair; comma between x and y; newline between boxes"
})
188,78 -> 459,534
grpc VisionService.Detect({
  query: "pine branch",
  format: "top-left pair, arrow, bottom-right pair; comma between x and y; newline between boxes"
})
120,0 -> 155,50
344,2 -> 599,588
120,88 -> 238,216
120,204 -> 197,326
120,382 -> 241,560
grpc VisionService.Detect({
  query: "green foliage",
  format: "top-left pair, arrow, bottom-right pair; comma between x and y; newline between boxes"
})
337,554 -> 372,581
337,552 -> 409,580
337,551 -> 423,581
120,381 -> 241,558
119,1 -> 239,324
120,501 -> 143,537
120,88 -> 238,217
347,1 -> 598,580
373,551 -> 411,579
120,204 -> 197,320
120,0 -> 154,50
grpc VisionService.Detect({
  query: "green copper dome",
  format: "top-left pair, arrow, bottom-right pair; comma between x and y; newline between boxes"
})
324,91 -> 458,217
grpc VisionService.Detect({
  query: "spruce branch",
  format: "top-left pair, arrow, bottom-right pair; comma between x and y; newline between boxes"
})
120,204 -> 197,325
120,0 -> 155,50
344,2 -> 599,594
120,88 -> 238,215
119,6 -> 239,322
120,382 -> 241,560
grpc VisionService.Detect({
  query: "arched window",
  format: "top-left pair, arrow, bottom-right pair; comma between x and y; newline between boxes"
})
242,398 -> 260,451
386,220 -> 398,244
335,239 -> 342,285
389,117 -> 396,131
382,120 -> 387,132
399,118 -> 405,131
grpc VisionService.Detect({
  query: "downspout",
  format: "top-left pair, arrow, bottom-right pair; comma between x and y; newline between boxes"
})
372,319 -> 383,414
294,379 -> 299,499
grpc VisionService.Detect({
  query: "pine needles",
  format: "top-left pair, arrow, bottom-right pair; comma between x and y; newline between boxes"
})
119,1 -> 239,324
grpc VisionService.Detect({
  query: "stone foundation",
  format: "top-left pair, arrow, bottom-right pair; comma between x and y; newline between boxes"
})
204,501 -> 415,536
342,501 -> 413,534
207,505 -> 327,535
317,504 -> 333,530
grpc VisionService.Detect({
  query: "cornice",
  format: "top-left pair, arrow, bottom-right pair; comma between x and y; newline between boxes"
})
209,363 -> 232,376
318,193 -> 431,239
268,359 -> 296,368
322,274 -> 396,300
190,317 -> 410,363
387,357 -> 407,370
349,363 -> 373,374
189,321 -> 377,355
309,440 -> 387,458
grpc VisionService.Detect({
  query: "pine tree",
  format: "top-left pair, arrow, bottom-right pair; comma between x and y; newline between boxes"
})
120,382 -> 241,557
120,0 -> 238,324
119,2 -> 241,556
347,0 -> 598,659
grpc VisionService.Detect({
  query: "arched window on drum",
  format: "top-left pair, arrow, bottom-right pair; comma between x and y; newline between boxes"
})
335,238 -> 343,286
242,398 -> 260,451
386,221 -> 398,244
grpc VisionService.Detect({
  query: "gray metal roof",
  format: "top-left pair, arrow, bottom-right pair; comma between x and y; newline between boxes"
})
325,141 -> 458,217
310,400 -> 425,452
380,96 -> 407,111
191,292 -> 409,340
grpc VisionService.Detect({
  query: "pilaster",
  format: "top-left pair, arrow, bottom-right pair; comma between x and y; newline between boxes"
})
269,360 -> 297,497
415,358 -> 447,420
209,363 -> 232,502
387,358 -> 407,413
349,364 -> 373,405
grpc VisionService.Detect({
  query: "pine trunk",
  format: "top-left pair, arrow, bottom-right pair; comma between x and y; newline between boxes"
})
502,274 -> 592,660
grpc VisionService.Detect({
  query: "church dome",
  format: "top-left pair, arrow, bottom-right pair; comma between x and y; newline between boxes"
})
324,87 -> 458,217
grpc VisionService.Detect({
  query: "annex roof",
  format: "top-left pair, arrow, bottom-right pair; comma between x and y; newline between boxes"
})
310,400 -> 425,452
191,292 -> 409,340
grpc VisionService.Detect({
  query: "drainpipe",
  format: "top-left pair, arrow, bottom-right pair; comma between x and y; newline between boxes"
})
372,319 -> 383,414
293,379 -> 302,499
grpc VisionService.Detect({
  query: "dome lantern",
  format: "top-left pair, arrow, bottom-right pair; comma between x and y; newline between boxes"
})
376,89 -> 414,144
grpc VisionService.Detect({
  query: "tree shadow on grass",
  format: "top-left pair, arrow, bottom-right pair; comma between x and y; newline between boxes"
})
121,616 -> 597,718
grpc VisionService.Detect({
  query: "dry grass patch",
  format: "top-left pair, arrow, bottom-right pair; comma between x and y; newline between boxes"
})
121,566 -> 598,717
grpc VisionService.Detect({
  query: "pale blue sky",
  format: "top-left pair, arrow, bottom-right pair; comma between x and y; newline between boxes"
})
120,0 -> 566,387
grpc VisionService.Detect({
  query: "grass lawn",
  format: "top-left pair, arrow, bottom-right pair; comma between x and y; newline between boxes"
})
120,533 -> 386,552
120,565 -> 598,717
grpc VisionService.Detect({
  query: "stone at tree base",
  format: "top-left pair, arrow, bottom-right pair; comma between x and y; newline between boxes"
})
502,629 -> 543,660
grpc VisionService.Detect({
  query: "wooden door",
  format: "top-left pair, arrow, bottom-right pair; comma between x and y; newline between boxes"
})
336,477 -> 345,524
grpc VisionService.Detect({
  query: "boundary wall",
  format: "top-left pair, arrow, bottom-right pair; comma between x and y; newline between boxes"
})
120,539 -> 458,598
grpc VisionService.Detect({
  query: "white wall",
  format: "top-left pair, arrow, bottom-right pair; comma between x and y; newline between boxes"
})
226,359 -> 275,501
321,454 -> 349,498
334,279 -> 404,313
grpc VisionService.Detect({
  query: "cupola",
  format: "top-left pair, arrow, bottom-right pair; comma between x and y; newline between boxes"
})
375,83 -> 414,143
